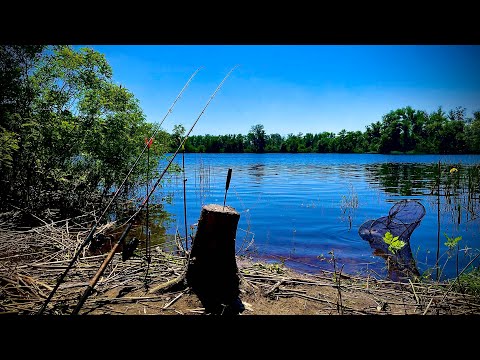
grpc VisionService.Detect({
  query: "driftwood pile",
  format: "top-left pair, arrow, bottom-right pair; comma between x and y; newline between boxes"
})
0,211 -> 188,315
1,210 -> 479,315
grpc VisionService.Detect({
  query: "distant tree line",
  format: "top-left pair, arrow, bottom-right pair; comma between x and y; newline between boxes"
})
2,44 -> 479,219
170,107 -> 480,154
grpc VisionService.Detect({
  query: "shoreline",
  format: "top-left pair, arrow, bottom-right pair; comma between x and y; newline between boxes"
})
1,221 -> 478,315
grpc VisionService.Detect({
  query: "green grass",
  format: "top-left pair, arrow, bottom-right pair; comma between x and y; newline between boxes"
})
451,266 -> 480,299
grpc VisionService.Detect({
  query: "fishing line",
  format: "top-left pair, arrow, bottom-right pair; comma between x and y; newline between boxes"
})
71,65 -> 239,314
37,67 -> 202,314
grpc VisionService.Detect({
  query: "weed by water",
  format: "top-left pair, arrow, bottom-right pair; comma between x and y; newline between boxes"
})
451,266 -> 480,299
340,183 -> 358,230
382,231 -> 406,254
253,261 -> 286,274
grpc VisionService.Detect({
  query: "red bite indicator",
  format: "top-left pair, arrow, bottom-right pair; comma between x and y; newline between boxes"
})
145,137 -> 154,148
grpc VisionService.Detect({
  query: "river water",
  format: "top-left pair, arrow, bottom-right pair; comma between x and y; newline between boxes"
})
147,153 -> 480,280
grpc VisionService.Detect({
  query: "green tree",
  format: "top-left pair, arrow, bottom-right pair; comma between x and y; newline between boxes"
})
378,109 -> 403,153
422,107 -> 446,153
0,45 -> 44,170
285,133 -> 301,153
334,129 -> 349,152
171,124 -> 186,149
265,133 -> 283,152
364,121 -> 382,153
0,45 -> 170,219
440,119 -> 467,154
248,124 -> 266,153
466,111 -> 480,153
316,132 -> 335,153
303,132 -> 314,152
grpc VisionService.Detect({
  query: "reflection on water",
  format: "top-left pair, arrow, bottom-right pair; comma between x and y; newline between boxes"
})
150,153 -> 480,280
365,163 -> 436,196
90,204 -> 176,258
248,164 -> 265,180
130,205 -> 176,252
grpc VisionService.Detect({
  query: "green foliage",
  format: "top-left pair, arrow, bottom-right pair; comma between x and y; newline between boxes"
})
0,126 -> 19,168
253,261 -> 286,274
444,233 -> 462,250
248,124 -> 266,153
174,104 -> 480,154
171,124 -> 186,149
383,231 -> 406,254
0,45 -> 171,219
466,111 -> 480,153
452,266 -> 480,299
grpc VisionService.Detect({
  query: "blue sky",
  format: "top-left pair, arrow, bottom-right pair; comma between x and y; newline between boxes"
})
79,45 -> 480,136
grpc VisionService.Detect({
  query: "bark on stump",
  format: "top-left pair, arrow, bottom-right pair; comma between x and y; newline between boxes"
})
186,204 -> 243,314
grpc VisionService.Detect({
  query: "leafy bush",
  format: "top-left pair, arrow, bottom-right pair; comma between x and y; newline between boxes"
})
0,45 -> 172,221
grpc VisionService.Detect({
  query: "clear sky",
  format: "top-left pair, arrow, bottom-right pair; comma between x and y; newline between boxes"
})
79,45 -> 480,136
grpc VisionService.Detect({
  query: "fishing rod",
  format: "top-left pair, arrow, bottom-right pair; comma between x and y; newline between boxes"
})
143,136 -> 153,286
182,145 -> 188,253
72,65 -> 238,315
37,67 -> 202,315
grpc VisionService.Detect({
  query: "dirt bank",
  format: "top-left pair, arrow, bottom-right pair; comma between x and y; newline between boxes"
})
1,216 -> 479,315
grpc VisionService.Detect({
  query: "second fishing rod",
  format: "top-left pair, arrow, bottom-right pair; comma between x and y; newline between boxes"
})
72,65 -> 238,315
37,67 -> 202,315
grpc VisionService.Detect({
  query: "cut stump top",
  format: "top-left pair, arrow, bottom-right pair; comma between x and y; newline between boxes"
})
202,204 -> 239,216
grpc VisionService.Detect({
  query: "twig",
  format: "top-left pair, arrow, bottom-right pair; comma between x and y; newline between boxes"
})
408,279 -> 420,306
174,229 -> 185,255
337,264 -> 345,315
163,290 -> 185,309
187,308 -> 205,314
148,270 -> 186,294
265,280 -> 283,297
422,297 -> 435,315
90,295 -> 166,304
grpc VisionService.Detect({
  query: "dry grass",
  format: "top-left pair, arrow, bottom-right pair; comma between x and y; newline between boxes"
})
1,211 -> 479,316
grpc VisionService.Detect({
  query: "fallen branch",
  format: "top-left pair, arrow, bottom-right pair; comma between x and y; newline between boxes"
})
163,290 -> 185,309
265,281 -> 283,297
148,271 -> 186,294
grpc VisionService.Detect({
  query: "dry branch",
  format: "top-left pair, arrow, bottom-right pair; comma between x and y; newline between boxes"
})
1,213 -> 479,315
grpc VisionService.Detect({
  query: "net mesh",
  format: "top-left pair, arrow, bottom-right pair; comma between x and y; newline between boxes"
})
358,199 -> 426,280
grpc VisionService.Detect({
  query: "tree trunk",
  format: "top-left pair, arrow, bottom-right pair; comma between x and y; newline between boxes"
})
186,204 -> 243,314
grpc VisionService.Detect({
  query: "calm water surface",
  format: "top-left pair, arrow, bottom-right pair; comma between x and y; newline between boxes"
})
151,153 -> 480,280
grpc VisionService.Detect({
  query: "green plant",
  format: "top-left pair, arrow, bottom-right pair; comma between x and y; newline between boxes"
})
0,45 -> 174,219
444,233 -> 462,278
452,266 -> 480,299
383,231 -> 406,254
253,261 -> 285,274
444,233 -> 462,249
340,184 -> 359,230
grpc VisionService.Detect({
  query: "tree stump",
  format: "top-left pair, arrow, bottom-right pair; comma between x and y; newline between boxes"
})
186,204 -> 243,314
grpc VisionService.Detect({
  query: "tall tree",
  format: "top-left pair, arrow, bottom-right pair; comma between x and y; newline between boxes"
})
0,45 -> 44,169
378,109 -> 403,153
265,133 -> 283,152
466,110 -> 480,153
0,45 -> 170,218
248,124 -> 266,153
